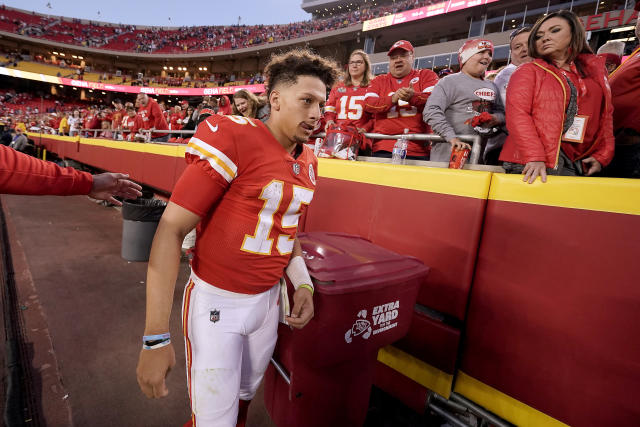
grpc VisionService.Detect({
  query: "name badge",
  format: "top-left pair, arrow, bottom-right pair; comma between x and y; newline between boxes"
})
563,115 -> 588,143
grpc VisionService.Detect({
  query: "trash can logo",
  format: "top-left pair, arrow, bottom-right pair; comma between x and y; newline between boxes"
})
344,310 -> 372,343
345,301 -> 400,344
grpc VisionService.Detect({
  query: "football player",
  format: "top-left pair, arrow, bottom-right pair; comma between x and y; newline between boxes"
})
136,49 -> 339,427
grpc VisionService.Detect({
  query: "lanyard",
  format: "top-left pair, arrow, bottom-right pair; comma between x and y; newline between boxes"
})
559,62 -> 587,98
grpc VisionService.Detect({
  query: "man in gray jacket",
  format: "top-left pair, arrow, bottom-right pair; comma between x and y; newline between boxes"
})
423,39 -> 505,163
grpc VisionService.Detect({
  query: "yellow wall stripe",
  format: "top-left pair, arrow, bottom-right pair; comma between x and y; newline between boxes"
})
489,173 -> 640,216
377,345 -> 453,398
28,133 -> 186,158
454,372 -> 570,427
318,158 -> 492,199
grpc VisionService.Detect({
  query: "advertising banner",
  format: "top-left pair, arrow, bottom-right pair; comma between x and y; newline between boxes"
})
0,66 -> 265,96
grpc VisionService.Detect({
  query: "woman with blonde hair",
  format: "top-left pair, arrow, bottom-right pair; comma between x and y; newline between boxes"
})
232,89 -> 267,120
500,10 -> 614,183
324,49 -> 373,133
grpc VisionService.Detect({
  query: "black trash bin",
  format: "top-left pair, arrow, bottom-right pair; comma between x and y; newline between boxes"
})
121,198 -> 166,261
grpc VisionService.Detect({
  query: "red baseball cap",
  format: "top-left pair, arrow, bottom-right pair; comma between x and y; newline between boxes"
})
388,40 -> 414,56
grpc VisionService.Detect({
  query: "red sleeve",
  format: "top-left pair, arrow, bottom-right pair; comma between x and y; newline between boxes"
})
324,86 -> 339,122
131,115 -> 143,134
0,145 -> 93,195
363,75 -> 394,113
152,102 -> 168,130
410,70 -> 439,108
505,65 -> 547,163
591,76 -> 615,167
170,116 -> 238,217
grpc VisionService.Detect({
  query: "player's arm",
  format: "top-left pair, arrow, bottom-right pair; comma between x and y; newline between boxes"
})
136,202 -> 200,399
285,238 -> 314,329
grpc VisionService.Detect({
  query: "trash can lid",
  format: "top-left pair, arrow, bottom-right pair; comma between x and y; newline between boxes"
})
298,231 -> 429,294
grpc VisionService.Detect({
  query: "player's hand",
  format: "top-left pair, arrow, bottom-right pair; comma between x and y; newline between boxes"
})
448,137 -> 471,151
136,343 -> 176,399
286,287 -> 314,329
89,173 -> 142,205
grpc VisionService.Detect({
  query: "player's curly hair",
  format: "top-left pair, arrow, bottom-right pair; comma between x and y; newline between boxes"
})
264,48 -> 340,96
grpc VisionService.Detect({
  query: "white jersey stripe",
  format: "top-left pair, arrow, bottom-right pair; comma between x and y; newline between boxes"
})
186,145 -> 235,183
189,137 -> 238,175
324,106 -> 336,112
364,92 -> 380,99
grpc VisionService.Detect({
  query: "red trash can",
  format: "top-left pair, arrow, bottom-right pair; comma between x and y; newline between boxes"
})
264,232 -> 429,427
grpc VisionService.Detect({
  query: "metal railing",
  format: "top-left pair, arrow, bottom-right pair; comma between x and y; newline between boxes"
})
35,127 -> 489,166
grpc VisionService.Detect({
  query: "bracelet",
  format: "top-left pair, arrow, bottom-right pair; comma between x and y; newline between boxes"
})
142,338 -> 171,350
142,332 -> 170,342
298,284 -> 314,295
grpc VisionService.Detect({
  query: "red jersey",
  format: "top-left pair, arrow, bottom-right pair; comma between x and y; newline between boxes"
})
169,112 -> 184,130
364,69 -> 439,156
170,114 -> 318,294
325,82 -> 373,131
112,108 -> 125,129
138,98 -> 169,139
122,114 -> 143,140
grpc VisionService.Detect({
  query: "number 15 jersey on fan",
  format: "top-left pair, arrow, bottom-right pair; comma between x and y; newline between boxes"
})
170,114 -> 317,295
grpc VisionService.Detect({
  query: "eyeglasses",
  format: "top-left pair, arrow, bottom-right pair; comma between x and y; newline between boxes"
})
349,60 -> 365,66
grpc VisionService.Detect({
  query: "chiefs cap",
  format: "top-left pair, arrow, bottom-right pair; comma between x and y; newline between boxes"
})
388,40 -> 414,56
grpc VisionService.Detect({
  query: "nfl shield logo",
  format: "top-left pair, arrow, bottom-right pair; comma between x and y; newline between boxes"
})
292,163 -> 301,175
210,310 -> 220,323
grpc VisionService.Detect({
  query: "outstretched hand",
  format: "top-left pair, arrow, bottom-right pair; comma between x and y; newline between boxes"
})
89,173 -> 142,205
285,287 -> 314,329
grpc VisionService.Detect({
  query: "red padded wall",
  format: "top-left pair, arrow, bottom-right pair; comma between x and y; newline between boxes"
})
461,200 -> 640,426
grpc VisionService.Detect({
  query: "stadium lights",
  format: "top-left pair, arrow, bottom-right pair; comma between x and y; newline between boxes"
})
59,53 -> 65,56
102,92 -> 106,95
89,89 -> 93,92
163,66 -> 167,70
610,26 -> 635,33
78,56 -> 83,59
72,87 -> 77,90
59,85 -> 63,88
53,51 -> 58,55
203,67 -> 207,71
72,55 -> 78,59
169,66 -> 173,70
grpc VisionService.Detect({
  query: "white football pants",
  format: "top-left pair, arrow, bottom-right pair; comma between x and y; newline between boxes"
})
182,272 -> 280,427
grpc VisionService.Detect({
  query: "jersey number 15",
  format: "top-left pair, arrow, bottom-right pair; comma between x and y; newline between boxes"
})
241,180 -> 314,256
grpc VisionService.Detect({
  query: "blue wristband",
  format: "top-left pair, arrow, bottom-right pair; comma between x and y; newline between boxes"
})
142,332 -> 170,342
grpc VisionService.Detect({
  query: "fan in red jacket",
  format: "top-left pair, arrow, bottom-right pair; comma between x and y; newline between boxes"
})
499,11 -> 614,183
122,107 -> 144,141
136,93 -> 170,141
363,40 -> 439,159
605,4 -> 640,178
0,145 -> 141,203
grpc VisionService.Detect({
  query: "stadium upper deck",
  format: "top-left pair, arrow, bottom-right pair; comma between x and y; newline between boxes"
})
0,0 -> 636,93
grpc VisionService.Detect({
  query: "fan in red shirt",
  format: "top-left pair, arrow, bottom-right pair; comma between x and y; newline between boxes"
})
122,106 -> 144,141
111,99 -> 125,132
217,95 -> 233,115
136,93 -> 170,142
325,49 -> 374,151
169,105 -> 184,131
364,40 -> 439,159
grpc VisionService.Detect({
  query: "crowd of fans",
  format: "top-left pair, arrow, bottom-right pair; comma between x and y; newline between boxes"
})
0,1 -> 436,54
4,8 -> 639,181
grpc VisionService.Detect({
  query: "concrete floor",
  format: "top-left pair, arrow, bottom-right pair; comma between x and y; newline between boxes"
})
2,194 -> 276,427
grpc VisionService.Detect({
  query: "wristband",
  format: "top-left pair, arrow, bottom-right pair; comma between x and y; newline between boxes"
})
286,256 -> 314,292
142,338 -> 171,350
298,284 -> 314,295
142,333 -> 170,342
